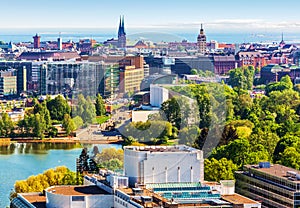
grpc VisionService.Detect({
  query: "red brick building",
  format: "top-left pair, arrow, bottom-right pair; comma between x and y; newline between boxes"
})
237,51 -> 267,69
213,55 -> 236,75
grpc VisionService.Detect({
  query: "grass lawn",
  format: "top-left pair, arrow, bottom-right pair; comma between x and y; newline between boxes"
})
96,115 -> 110,124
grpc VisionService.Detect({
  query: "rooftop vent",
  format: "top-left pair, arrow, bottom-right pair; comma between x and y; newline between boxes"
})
259,162 -> 271,168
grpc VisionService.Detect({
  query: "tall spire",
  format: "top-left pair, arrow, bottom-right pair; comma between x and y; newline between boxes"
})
122,16 -> 125,35
118,16 -> 122,37
200,23 -> 204,34
280,32 -> 285,45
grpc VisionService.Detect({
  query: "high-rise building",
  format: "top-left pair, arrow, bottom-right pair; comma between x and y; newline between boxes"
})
96,62 -> 120,99
118,16 -> 126,48
197,24 -> 207,54
33,33 -> 41,49
41,62 -> 98,97
119,56 -> 144,94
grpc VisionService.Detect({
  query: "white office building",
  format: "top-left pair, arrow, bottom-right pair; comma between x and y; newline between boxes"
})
124,145 -> 204,186
149,84 -> 169,107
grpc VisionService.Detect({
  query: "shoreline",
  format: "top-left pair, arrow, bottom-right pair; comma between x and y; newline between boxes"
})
4,137 -> 123,145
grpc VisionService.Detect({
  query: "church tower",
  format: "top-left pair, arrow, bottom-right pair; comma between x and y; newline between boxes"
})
197,24 -> 206,54
118,16 -> 126,48
33,33 -> 41,49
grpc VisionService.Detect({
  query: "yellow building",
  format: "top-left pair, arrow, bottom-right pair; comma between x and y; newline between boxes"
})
119,66 -> 144,94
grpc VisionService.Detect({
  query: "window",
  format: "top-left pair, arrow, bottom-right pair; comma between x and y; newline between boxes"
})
72,196 -> 85,201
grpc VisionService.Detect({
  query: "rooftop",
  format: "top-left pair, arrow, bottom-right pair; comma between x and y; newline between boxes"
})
46,185 -> 109,196
17,193 -> 46,208
221,193 -> 260,205
245,164 -> 300,183
124,145 -> 200,153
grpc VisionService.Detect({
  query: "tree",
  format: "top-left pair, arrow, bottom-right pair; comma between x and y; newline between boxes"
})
72,116 -> 84,130
178,125 -> 200,146
161,97 -> 181,128
220,125 -> 239,146
279,147 -> 300,170
62,114 -> 76,136
47,95 -> 71,121
190,69 -> 198,75
265,75 -> 293,95
210,138 -> 269,167
273,135 -> 300,162
13,166 -> 82,197
94,148 -> 124,171
95,94 -> 106,116
32,113 -> 47,138
204,158 -> 237,182
75,95 -> 96,124
193,127 -> 209,150
33,101 -> 51,130
228,67 -> 254,91
0,112 -> 14,137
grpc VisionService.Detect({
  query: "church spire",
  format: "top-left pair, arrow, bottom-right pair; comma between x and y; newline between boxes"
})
280,32 -> 285,46
118,16 -> 122,37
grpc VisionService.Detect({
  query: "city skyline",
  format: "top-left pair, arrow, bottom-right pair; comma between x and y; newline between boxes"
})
1,0 -> 300,33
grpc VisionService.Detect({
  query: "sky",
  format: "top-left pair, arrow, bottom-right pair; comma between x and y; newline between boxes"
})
2,0 -> 300,33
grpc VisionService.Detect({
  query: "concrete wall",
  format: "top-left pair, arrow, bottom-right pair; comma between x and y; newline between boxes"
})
46,190 -> 114,208
150,84 -> 169,107
143,151 -> 203,184
131,110 -> 159,122
124,146 -> 204,186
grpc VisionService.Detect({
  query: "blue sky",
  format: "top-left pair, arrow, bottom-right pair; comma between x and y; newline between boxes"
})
2,0 -> 300,32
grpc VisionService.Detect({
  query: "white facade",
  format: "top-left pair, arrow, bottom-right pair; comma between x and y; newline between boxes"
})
45,186 -> 114,208
124,145 -> 204,186
150,84 -> 169,107
131,110 -> 159,122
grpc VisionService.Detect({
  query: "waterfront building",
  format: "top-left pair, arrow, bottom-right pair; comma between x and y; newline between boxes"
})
11,145 -> 261,208
235,162 -> 300,208
197,24 -> 207,54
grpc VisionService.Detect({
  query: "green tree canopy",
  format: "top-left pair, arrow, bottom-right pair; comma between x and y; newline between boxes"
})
62,114 -> 76,136
95,94 -> 106,116
47,95 -> 71,121
228,66 -> 254,91
204,158 -> 238,182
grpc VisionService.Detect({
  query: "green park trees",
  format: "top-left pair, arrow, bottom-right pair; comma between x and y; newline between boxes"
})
12,166 -> 82,198
204,158 -> 237,182
95,94 -> 106,116
0,112 -> 14,137
94,148 -> 124,171
228,66 -> 255,91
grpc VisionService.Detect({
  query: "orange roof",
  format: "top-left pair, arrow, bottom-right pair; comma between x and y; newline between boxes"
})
47,185 -> 109,196
222,193 -> 260,204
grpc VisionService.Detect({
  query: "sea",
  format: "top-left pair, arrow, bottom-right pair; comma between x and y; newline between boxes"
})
1,28 -> 300,44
